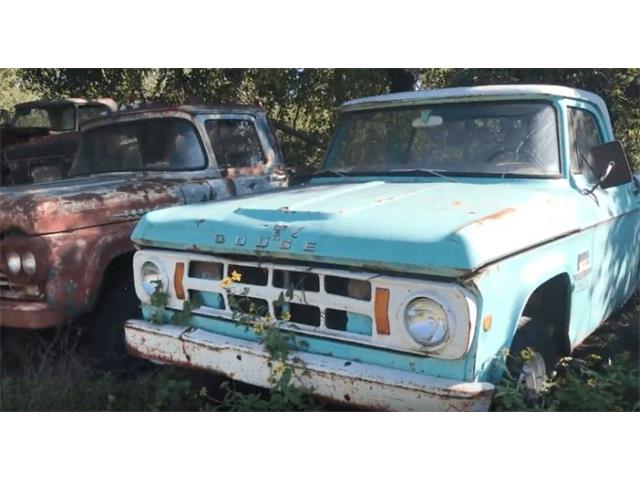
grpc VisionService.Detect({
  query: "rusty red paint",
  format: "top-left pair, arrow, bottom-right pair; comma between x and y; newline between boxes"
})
0,105 -> 288,329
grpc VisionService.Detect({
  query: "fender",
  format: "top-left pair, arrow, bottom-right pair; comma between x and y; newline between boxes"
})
466,238 -> 577,382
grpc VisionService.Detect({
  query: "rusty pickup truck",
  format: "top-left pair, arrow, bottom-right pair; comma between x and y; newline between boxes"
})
1,98 -> 118,186
0,105 -> 288,353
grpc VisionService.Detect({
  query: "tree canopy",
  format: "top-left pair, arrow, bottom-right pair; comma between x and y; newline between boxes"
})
5,68 -> 638,169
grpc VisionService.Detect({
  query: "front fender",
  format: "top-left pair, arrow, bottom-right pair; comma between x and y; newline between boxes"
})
466,239 -> 577,383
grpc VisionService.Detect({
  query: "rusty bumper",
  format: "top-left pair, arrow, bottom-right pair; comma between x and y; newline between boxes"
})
125,320 -> 494,411
0,299 -> 65,329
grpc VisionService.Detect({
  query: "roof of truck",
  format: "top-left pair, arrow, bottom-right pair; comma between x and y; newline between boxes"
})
341,84 -> 609,117
79,104 -> 266,131
16,98 -> 118,111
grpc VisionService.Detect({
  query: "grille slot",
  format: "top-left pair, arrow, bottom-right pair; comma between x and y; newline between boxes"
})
165,254 -> 384,344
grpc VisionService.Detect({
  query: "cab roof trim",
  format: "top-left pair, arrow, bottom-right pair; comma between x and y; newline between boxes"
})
341,84 -> 609,118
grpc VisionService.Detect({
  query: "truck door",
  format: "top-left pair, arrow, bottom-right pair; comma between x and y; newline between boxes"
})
201,114 -> 288,200
567,104 -> 640,338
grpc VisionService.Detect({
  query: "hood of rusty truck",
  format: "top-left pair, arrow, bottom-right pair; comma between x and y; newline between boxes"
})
132,177 -> 589,278
0,173 -> 185,236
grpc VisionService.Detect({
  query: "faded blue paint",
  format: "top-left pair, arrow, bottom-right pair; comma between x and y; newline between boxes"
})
134,89 -> 640,388
132,177 -> 591,279
198,292 -> 224,310
346,313 -> 373,335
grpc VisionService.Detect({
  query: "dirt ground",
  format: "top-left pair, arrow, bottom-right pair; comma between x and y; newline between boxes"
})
1,293 -> 638,411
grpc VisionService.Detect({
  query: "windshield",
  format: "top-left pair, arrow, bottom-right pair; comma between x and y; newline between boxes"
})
71,117 -> 206,176
324,101 -> 560,176
12,104 -> 76,131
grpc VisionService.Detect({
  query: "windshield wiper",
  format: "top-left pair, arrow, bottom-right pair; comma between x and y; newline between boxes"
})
388,168 -> 460,183
311,169 -> 350,178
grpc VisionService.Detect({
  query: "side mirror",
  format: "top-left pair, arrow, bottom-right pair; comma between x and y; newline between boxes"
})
588,141 -> 632,190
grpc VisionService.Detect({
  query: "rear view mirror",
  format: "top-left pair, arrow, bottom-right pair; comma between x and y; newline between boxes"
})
412,110 -> 443,128
589,141 -> 632,190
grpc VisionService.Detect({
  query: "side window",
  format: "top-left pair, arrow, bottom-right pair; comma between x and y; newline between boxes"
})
205,119 -> 266,169
568,108 -> 603,181
78,105 -> 112,124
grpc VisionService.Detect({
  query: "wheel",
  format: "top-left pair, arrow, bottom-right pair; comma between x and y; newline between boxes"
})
507,316 -> 558,397
89,265 -> 141,370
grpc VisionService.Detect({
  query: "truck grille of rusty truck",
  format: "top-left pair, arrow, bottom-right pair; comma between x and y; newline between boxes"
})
0,267 -> 43,300
133,250 -> 476,356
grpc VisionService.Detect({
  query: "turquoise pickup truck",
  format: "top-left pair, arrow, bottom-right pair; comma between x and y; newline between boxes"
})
124,85 -> 640,411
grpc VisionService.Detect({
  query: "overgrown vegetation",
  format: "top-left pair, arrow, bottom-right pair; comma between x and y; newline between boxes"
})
143,271 -> 322,411
2,292 -> 637,412
493,294 -> 640,412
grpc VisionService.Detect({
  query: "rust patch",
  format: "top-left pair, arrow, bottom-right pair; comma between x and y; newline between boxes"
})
475,207 -> 516,224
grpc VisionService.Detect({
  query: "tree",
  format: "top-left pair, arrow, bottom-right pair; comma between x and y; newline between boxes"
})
17,68 -> 639,169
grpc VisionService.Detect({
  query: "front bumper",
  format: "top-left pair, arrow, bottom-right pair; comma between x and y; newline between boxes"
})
125,320 -> 494,411
0,299 -> 65,329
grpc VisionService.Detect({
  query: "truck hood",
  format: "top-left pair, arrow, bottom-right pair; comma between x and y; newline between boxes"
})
132,179 -> 586,278
0,174 -> 185,236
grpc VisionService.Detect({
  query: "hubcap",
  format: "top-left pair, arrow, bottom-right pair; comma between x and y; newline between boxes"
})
519,352 -> 547,393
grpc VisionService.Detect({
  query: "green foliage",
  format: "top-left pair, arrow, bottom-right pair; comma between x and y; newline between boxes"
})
170,293 -> 203,326
493,354 -> 639,412
0,68 -> 37,114
220,281 -> 321,411
493,294 -> 640,411
15,68 -> 639,170
147,280 -> 169,324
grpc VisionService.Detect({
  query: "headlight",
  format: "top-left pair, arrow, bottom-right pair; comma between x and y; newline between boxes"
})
404,297 -> 449,347
141,261 -> 165,296
6,251 -> 21,274
22,251 -> 37,276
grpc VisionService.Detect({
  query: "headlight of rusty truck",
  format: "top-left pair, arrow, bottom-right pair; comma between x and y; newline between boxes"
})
1,236 -> 49,282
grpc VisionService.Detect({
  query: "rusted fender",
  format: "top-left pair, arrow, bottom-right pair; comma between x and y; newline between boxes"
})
0,175 -> 186,235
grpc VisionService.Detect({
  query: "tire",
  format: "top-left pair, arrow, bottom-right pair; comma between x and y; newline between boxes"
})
507,316 -> 559,396
89,265 -> 141,370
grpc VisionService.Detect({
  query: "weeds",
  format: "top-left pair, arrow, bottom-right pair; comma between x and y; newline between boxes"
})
493,294 -> 640,411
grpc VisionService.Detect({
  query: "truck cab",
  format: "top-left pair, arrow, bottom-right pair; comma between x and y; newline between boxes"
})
123,86 -> 640,411
0,105 -> 288,335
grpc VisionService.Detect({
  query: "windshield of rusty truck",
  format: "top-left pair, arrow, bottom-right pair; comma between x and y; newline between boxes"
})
323,101 -> 561,176
71,117 -> 207,176
12,104 -> 76,131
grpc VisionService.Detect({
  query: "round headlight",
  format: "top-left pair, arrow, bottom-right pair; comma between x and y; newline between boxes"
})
141,261 -> 165,296
404,297 -> 449,347
6,251 -> 21,275
22,251 -> 37,276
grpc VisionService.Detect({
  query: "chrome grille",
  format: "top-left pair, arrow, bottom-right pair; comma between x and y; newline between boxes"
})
0,266 -> 41,300
133,249 -> 477,357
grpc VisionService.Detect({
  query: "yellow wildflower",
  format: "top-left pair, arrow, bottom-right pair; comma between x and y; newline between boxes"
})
220,276 -> 233,288
280,311 -> 291,322
587,378 -> 597,388
253,322 -> 265,334
272,361 -> 286,376
262,314 -> 273,324
231,270 -> 242,282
